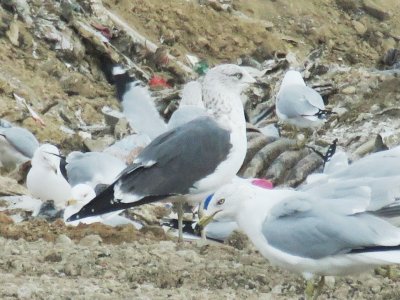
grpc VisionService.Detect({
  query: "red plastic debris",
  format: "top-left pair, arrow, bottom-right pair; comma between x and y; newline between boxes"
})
250,178 -> 274,190
91,23 -> 113,39
148,75 -> 171,89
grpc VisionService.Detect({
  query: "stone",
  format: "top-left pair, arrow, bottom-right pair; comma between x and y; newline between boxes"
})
44,251 -> 63,262
79,234 -> 103,247
55,234 -> 73,246
362,0 -> 390,21
352,20 -> 367,35
342,85 -> 356,94
0,212 -> 14,224
6,20 -> 19,47
325,276 -> 336,288
0,176 -> 29,196
83,135 -> 115,152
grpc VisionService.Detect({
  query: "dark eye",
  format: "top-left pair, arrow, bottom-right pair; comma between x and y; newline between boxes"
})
233,73 -> 243,79
216,198 -> 225,205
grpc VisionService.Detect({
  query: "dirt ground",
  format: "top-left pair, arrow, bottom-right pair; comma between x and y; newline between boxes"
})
1,221 -> 400,300
2,0 -> 400,299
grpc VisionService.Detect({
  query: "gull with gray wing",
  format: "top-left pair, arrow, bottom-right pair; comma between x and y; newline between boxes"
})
200,181 -> 400,298
67,64 -> 255,241
0,119 -> 39,170
276,70 -> 330,128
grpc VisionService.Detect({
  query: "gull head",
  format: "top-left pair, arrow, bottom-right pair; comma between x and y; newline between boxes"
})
280,70 -> 305,89
71,183 -> 96,205
64,184 -> 96,223
199,183 -> 246,227
31,143 -> 61,170
203,64 -> 256,95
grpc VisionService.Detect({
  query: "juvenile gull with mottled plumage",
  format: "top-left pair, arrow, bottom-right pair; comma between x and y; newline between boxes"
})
67,64 -> 255,240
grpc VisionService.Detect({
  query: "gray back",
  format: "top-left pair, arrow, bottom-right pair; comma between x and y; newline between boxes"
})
117,116 -> 232,197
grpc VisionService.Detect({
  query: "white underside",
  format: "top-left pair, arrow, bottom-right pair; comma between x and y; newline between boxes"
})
237,202 -> 400,278
27,166 -> 72,209
248,225 -> 400,277
277,111 -> 325,128
189,121 -> 247,202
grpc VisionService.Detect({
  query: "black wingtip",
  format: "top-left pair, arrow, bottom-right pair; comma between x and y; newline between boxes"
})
112,65 -> 135,102
67,183 -> 117,221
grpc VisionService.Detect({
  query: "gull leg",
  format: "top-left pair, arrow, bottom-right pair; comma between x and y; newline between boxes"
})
313,276 -> 325,300
198,203 -> 206,240
304,276 -> 324,300
304,279 -> 315,300
177,198 -> 184,243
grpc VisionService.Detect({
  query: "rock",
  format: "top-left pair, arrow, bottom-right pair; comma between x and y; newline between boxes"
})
325,276 -> 336,288
362,0 -> 390,21
8,0 -> 33,27
60,74 -> 98,98
6,20 -> 19,47
81,103 -> 104,124
335,0 -> 361,11
0,176 -> 29,196
17,285 -> 32,300
140,225 -> 167,239
197,37 -> 210,48
55,234 -> 73,246
352,20 -> 367,35
101,106 -> 125,128
44,251 -> 63,262
342,85 -> 356,94
113,118 -> 130,139
63,262 -> 80,276
79,234 -> 103,247
0,212 -> 14,224
224,230 -> 249,250
382,48 -> 400,66
176,249 -> 201,264
83,135 -> 115,152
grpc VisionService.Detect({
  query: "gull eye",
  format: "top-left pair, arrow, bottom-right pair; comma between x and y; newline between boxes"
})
233,73 -> 243,80
216,198 -> 225,205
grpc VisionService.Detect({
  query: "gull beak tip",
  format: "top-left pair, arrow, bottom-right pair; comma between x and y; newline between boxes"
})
198,214 -> 214,228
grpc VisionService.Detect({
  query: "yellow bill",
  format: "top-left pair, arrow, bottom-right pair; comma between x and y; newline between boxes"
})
198,210 -> 222,228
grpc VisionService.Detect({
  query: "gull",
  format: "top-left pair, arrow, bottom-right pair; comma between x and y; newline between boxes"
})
276,70 -> 330,129
161,177 -> 274,241
199,181 -> 400,299
26,144 -> 72,209
103,134 -> 151,164
64,184 -> 140,228
67,64 -> 256,241
113,67 -> 207,135
0,119 -> 39,170
200,177 -> 273,241
112,66 -> 167,140
301,145 -> 400,216
63,151 -> 127,189
167,80 -> 207,130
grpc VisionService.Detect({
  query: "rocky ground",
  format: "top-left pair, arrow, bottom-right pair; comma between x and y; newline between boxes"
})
1,0 -> 400,299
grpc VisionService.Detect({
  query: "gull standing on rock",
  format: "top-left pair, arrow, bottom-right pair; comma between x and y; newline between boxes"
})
200,181 -> 400,299
276,70 -> 330,129
68,64 -> 255,241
